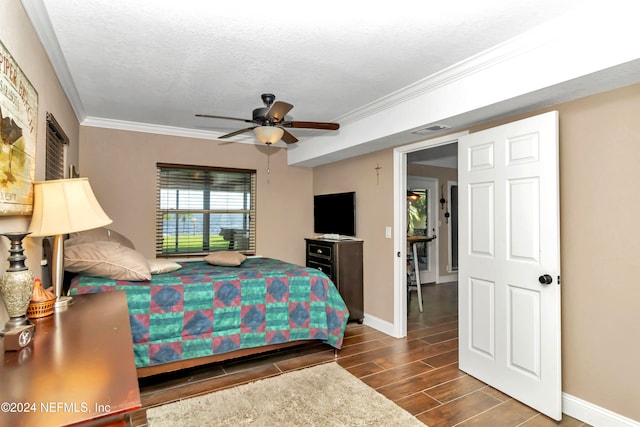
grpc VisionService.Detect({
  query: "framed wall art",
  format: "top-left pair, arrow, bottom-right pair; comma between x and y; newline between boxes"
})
0,40 -> 38,216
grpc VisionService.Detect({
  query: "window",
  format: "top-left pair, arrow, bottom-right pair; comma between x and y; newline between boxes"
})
407,189 -> 429,265
156,164 -> 256,256
407,189 -> 427,236
45,112 -> 68,180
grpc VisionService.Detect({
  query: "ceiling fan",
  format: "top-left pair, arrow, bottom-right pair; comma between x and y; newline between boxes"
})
196,93 -> 340,145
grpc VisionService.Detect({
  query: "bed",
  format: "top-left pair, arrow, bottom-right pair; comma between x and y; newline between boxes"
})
67,256 -> 349,378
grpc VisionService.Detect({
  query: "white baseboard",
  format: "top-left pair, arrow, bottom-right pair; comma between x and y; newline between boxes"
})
362,312 -> 395,336
437,273 -> 458,283
563,393 -> 640,427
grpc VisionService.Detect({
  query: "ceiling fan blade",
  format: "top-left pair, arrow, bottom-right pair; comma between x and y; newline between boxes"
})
265,101 -> 294,123
282,121 -> 340,130
281,129 -> 299,144
219,127 -> 257,139
196,114 -> 254,124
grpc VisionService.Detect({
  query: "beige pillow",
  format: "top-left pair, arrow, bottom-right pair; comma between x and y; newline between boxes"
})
66,227 -> 135,249
148,259 -> 182,275
204,251 -> 247,267
64,241 -> 151,281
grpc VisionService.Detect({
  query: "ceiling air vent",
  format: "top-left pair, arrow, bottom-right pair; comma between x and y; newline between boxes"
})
411,124 -> 451,135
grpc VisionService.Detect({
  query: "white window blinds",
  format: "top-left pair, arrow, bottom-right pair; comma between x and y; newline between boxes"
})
156,164 -> 256,256
45,112 -> 68,180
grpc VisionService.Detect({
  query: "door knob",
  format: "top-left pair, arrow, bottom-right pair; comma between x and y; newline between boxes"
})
538,274 -> 553,285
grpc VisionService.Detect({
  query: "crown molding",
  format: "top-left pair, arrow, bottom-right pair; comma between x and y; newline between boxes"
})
21,0 -> 86,121
81,116 -> 287,147
82,116 -> 226,140
334,14 -> 558,126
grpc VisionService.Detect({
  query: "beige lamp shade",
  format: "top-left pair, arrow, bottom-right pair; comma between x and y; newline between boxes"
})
253,126 -> 284,144
28,178 -> 113,237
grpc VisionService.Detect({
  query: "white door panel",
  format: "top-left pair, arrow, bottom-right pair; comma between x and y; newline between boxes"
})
469,277 -> 495,358
469,182 -> 494,257
509,178 -> 540,262
459,111 -> 561,420
508,284 -> 541,377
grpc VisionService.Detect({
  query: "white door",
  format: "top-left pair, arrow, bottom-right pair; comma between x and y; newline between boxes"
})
458,111 -> 562,419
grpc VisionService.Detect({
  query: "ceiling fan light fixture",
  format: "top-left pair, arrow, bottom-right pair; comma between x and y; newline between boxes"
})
407,190 -> 420,200
253,126 -> 284,144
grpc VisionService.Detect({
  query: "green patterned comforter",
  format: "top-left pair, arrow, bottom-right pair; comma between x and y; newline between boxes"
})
69,257 -> 349,368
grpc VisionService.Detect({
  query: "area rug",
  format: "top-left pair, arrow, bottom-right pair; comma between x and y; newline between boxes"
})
146,362 -> 425,426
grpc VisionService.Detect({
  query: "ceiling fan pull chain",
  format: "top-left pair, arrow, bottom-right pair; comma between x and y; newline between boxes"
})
267,150 -> 271,175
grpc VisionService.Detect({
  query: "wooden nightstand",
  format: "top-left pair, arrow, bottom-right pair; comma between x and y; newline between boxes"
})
0,291 -> 141,427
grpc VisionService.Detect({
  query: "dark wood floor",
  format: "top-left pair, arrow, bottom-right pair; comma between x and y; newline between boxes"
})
132,282 -> 589,426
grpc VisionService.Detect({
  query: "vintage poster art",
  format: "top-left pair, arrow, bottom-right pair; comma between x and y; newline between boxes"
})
0,40 -> 37,216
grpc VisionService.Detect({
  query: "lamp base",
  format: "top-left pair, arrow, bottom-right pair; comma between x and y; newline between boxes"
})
2,323 -> 35,351
0,315 -> 33,336
0,232 -> 35,332
54,295 -> 73,312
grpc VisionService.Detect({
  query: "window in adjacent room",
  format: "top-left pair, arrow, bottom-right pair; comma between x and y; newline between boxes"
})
45,112 -> 69,180
156,164 -> 256,256
407,189 -> 430,267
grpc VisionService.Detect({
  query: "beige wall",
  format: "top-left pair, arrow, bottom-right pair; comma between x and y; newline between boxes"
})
314,83 -> 640,421
547,85 -> 640,420
313,149 -> 395,322
0,2 -> 79,277
78,127 -> 313,265
407,164 -> 458,279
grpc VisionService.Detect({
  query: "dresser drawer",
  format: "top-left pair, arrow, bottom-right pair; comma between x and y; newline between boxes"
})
307,242 -> 333,260
307,259 -> 333,279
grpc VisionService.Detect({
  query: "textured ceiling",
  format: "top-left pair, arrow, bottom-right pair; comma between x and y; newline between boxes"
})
29,0 -> 585,142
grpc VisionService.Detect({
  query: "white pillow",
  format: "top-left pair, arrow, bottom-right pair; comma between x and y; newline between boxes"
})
148,259 -> 182,275
64,241 -> 151,281
66,227 -> 135,249
204,251 -> 247,267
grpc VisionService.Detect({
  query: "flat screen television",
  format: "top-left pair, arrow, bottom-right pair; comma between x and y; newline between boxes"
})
313,191 -> 356,237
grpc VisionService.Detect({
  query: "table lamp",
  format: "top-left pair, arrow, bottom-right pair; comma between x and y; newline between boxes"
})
28,178 -> 112,311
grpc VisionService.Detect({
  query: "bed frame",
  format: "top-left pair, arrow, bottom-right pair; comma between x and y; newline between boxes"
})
136,340 -> 317,378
